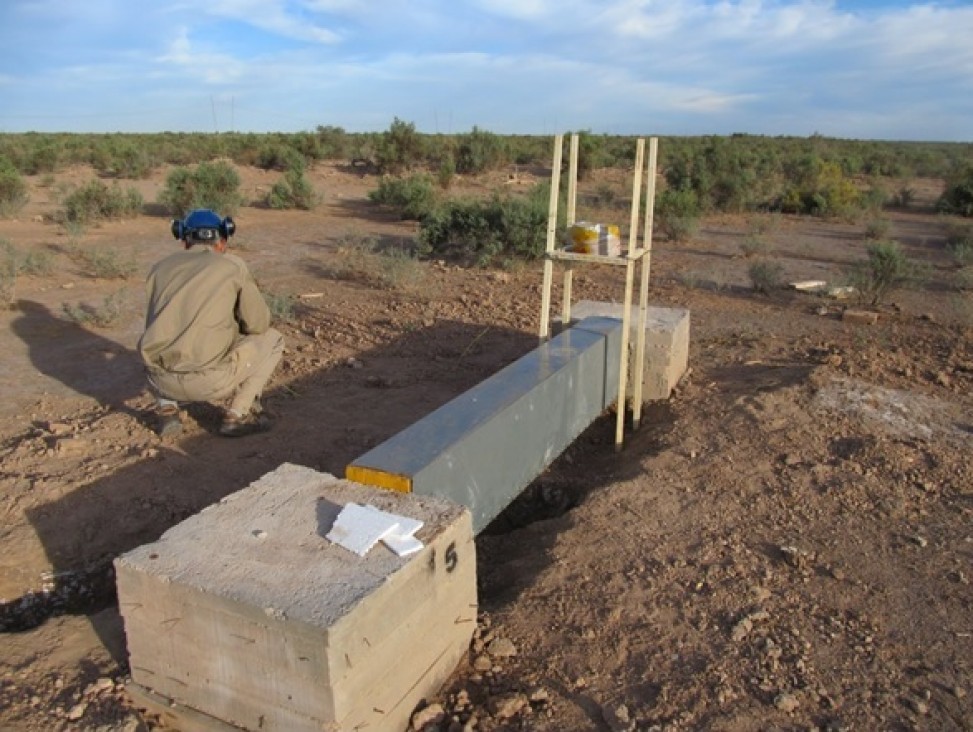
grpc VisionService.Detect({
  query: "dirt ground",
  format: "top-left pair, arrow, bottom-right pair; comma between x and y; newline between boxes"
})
1,162 -> 971,732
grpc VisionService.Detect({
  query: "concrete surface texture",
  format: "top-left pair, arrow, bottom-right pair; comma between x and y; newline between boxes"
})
115,463 -> 477,732
566,300 -> 690,400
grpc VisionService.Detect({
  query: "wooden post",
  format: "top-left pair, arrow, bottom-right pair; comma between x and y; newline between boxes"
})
562,134 -> 579,327
632,137 -> 658,429
615,138 -> 645,450
539,134 -> 563,341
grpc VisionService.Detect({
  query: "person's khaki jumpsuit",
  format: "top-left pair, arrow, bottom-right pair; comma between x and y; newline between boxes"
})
139,247 -> 283,418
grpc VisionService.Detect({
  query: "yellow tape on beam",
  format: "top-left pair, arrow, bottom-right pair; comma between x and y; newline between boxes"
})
345,465 -> 413,493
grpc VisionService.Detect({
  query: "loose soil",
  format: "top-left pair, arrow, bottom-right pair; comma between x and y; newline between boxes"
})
1,163 -> 971,732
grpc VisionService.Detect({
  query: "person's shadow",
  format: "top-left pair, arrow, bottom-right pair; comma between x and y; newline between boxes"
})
10,300 -> 147,421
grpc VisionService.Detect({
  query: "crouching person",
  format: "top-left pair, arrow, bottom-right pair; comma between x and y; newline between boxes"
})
139,208 -> 284,438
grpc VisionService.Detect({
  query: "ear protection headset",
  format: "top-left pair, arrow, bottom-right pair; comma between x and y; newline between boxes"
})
170,208 -> 236,243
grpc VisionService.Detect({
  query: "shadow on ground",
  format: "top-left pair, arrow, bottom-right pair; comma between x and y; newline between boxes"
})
10,300 -> 145,420
3,316 -> 537,635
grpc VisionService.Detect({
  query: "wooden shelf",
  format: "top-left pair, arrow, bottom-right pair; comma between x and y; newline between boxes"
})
546,247 -> 649,265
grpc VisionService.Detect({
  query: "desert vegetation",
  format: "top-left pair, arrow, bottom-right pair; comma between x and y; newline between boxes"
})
0,123 -> 971,303
2,122 -> 973,732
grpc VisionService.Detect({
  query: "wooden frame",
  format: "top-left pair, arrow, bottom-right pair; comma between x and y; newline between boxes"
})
538,133 -> 659,448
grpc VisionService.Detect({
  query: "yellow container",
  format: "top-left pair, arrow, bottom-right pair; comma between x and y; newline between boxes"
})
565,222 -> 622,256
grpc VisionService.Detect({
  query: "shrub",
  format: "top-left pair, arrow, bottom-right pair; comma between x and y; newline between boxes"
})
257,145 -> 305,172
740,235 -> 769,258
746,213 -> 780,236
455,127 -> 506,174
74,246 -> 137,279
267,169 -> 318,210
330,235 -> 424,291
863,218 -> 892,240
373,247 -> 425,290
368,174 -> 437,221
263,292 -> 297,322
944,221 -> 973,266
417,199 -> 500,263
655,188 -> 700,242
18,248 -> 54,276
937,166 -> 973,217
159,160 -> 243,217
417,184 -> 550,264
748,259 -> 784,294
26,139 -> 61,175
777,161 -> 861,217
952,266 -> 973,292
374,118 -> 425,174
0,239 -> 17,307
61,291 -> 125,327
849,240 -> 913,306
892,186 -> 915,209
0,159 -> 29,216
437,155 -> 455,190
107,141 -> 155,179
62,180 -> 143,224
861,185 -> 888,213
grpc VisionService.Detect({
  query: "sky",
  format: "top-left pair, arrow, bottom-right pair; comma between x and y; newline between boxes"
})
0,1 -> 971,141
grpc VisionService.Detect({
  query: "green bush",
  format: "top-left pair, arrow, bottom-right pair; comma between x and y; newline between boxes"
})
891,186 -> 915,208
374,118 -> 426,175
864,218 -> 892,240
330,235 -> 425,291
18,248 -> 54,276
778,161 -> 861,217
74,246 -> 138,279
62,180 -> 143,224
267,169 -> 318,210
368,174 -> 437,221
937,166 -> 973,217
436,155 -> 456,190
61,291 -> 125,327
849,240 -> 913,306
740,235 -> 769,258
25,139 -> 61,175
0,239 -> 17,307
0,159 -> 29,215
655,188 -> 700,242
159,160 -> 243,217
263,291 -> 297,322
257,144 -> 306,172
861,185 -> 888,213
748,259 -> 784,294
417,184 -> 549,264
952,266 -> 973,292
663,136 -> 770,213
944,221 -> 973,266
455,127 -> 506,174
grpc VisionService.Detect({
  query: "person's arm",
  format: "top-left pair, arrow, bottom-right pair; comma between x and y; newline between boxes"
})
232,258 -> 272,334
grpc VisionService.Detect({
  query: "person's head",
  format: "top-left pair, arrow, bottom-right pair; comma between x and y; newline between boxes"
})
170,209 -> 236,251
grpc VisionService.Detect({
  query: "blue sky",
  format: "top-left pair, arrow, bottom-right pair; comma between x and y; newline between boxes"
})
0,1 -> 971,141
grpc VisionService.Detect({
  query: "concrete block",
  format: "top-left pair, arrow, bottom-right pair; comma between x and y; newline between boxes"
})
115,463 -> 477,732
564,300 -> 690,400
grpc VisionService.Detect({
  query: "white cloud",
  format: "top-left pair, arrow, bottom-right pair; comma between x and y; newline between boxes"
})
2,0 -> 972,139
471,0 -> 557,20
200,0 -> 342,43
157,27 -> 248,84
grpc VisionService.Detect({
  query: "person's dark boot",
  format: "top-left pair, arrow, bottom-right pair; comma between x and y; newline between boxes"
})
219,410 -> 271,438
157,406 -> 183,437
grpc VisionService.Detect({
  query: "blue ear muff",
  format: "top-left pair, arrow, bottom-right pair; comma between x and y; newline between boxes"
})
170,220 -> 184,239
221,216 -> 236,239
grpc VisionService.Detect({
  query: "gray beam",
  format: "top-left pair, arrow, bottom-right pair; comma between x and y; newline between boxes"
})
346,316 -> 622,533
